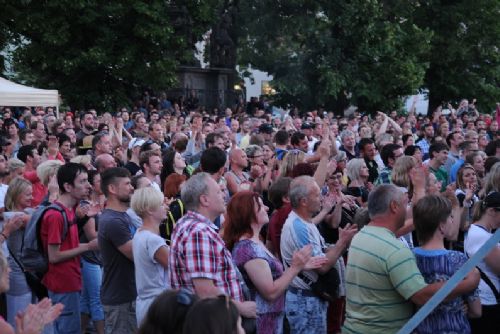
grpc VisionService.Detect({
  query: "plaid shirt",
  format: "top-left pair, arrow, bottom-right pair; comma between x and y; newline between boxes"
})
169,210 -> 243,301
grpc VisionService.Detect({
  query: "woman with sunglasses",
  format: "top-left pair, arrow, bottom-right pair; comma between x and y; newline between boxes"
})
464,191 -> 500,333
223,191 -> 326,334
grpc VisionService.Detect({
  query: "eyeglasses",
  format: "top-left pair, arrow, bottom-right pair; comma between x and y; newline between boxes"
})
329,174 -> 343,180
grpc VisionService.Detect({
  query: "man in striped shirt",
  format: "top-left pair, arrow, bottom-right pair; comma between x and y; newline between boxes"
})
343,185 -> 480,334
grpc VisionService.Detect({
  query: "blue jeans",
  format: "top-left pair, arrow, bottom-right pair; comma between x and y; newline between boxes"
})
285,289 -> 328,334
80,259 -> 104,321
48,291 -> 81,334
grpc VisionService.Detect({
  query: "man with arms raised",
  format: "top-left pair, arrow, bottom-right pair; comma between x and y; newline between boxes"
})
343,185 -> 480,334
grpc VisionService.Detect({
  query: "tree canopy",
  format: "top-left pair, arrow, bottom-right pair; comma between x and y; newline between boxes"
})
414,0 -> 500,113
1,0 -> 221,110
236,0 -> 499,114
1,0 -> 498,113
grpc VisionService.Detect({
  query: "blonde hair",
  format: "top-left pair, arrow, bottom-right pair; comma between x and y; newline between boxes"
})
280,150 -> 306,177
346,158 -> 366,181
7,158 -> 25,173
5,177 -> 32,211
392,156 -> 416,188
70,155 -> 92,167
131,188 -> 164,218
36,159 -> 64,186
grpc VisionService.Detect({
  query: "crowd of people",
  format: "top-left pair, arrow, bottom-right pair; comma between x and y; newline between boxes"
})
0,96 -> 498,334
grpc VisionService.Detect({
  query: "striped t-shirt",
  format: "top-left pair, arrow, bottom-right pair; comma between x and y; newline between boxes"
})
343,226 -> 427,334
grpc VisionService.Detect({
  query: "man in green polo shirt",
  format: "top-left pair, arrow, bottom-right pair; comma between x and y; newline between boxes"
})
428,142 -> 449,192
343,185 -> 480,334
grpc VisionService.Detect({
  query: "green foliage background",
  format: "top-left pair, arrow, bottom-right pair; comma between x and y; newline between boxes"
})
1,0 -> 498,114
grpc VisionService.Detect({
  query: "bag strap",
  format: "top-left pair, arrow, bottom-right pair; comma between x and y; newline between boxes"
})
476,266 -> 500,303
6,243 -> 26,272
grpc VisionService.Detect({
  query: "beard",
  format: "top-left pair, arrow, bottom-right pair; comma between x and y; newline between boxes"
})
118,193 -> 131,205
84,124 -> 95,131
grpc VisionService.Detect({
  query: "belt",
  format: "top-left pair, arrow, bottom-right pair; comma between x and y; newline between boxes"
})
288,286 -> 317,298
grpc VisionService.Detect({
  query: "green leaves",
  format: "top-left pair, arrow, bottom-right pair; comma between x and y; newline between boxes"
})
1,0 -> 222,111
237,0 -> 432,112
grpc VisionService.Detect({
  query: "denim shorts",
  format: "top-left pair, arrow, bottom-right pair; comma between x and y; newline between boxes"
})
285,289 -> 328,334
48,291 -> 81,334
80,259 -> 104,321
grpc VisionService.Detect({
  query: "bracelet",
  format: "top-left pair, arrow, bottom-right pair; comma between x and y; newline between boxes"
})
0,232 -> 8,239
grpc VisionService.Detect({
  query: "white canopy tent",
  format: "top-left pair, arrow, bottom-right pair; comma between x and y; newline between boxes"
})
0,77 -> 60,116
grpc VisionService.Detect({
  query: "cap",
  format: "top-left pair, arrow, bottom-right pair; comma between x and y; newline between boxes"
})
128,137 -> 146,150
483,191 -> 500,209
259,123 -> 274,134
301,122 -> 314,130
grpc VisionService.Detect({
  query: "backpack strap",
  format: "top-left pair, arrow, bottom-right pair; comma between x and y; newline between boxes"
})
166,199 -> 184,238
43,203 -> 70,243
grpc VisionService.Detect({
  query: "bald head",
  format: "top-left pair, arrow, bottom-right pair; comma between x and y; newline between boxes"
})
95,153 -> 117,173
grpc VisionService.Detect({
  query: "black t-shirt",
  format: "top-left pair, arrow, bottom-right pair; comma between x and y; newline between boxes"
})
365,158 -> 379,184
124,161 -> 141,176
77,216 -> 102,266
98,209 -> 136,305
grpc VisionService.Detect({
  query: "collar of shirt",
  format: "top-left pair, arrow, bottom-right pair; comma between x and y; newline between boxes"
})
185,210 -> 219,231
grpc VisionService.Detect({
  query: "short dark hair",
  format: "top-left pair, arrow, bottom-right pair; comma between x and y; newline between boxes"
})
57,162 -> 88,194
402,134 -> 413,146
484,139 -> 500,157
19,129 -> 33,143
200,147 -> 227,174
91,132 -> 108,150
446,131 -> 460,147
57,133 -> 71,146
87,169 -> 100,187
290,132 -> 306,146
205,132 -> 223,147
380,144 -> 401,166
275,130 -> 289,146
30,120 -> 42,131
79,110 -> 94,120
268,177 -> 292,208
100,167 -> 131,197
413,195 -> 451,245
17,145 -> 36,163
404,145 -> 421,157
429,142 -> 449,160
358,138 -> 374,151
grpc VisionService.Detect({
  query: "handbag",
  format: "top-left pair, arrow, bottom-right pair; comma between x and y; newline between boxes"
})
297,267 -> 340,302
